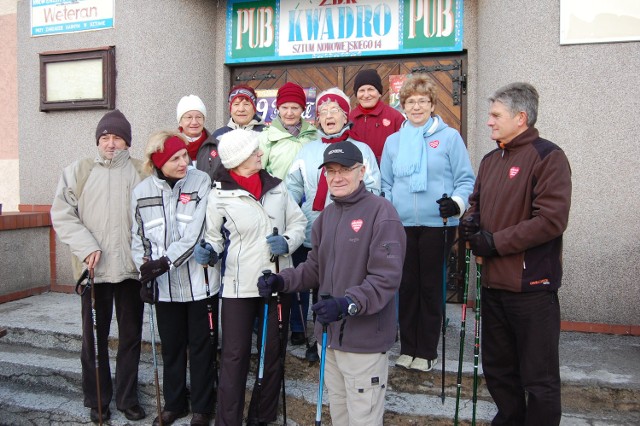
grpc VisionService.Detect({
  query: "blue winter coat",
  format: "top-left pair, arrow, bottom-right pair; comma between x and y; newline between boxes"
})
380,115 -> 475,227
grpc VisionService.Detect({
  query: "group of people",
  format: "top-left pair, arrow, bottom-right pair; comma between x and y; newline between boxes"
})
51,68 -> 571,426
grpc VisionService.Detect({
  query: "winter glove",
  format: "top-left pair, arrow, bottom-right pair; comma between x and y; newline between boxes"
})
195,240 -> 218,266
140,256 -> 171,284
436,196 -> 460,218
257,273 -> 285,298
140,279 -> 159,304
460,216 -> 480,241
266,234 -> 289,256
312,296 -> 349,324
469,230 -> 499,257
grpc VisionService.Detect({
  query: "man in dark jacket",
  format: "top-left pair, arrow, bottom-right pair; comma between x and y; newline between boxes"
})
461,82 -> 572,425
258,141 -> 406,425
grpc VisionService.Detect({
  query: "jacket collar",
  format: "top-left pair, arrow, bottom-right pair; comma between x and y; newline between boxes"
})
498,126 -> 539,151
330,181 -> 368,206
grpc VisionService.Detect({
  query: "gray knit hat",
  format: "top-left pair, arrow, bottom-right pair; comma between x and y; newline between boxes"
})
95,109 -> 132,146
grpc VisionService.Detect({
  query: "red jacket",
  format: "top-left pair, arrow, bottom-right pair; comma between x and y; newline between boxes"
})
349,102 -> 405,163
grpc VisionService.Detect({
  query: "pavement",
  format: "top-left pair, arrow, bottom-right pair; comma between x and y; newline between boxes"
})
1,292 -> 640,425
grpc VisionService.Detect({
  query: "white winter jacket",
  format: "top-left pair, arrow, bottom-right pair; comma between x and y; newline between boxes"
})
131,167 -> 219,302
204,169 -> 306,298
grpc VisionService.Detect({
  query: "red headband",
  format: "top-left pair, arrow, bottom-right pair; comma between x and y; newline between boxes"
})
151,136 -> 187,169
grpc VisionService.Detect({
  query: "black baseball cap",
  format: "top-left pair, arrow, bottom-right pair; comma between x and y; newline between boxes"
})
318,141 -> 364,169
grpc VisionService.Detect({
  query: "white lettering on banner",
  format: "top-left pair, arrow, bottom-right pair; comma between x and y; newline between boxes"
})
407,0 -> 454,39
43,5 -> 98,22
235,7 -> 274,49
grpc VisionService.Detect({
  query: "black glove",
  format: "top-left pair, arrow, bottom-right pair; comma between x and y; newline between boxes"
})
460,216 -> 480,241
140,256 -> 170,284
468,230 -> 499,257
140,279 -> 159,304
311,296 -> 349,324
257,273 -> 285,298
436,196 -> 460,218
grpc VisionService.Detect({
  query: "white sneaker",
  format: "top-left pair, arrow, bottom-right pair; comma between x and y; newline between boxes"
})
410,357 -> 437,372
395,354 -> 413,369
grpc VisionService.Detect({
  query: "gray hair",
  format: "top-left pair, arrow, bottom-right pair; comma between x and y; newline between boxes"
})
489,82 -> 539,127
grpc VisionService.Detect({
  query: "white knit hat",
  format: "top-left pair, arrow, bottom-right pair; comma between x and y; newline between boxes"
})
176,95 -> 207,123
218,129 -> 260,169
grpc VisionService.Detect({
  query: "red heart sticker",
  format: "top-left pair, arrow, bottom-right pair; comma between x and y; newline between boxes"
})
179,194 -> 191,204
509,167 -> 520,179
429,140 -> 440,148
210,149 -> 218,158
382,119 -> 391,127
351,219 -> 363,232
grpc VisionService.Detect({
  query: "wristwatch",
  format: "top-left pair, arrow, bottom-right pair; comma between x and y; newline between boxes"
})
345,296 -> 358,316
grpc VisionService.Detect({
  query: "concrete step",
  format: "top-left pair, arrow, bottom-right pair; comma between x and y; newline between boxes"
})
1,292 -> 640,425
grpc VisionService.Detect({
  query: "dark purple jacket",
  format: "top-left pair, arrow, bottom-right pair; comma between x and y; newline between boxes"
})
279,183 -> 406,353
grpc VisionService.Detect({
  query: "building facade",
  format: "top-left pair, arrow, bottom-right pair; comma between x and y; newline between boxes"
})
12,0 -> 640,328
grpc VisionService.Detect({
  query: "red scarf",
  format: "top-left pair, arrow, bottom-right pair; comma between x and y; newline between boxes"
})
312,131 -> 351,211
180,130 -> 207,161
230,170 -> 262,200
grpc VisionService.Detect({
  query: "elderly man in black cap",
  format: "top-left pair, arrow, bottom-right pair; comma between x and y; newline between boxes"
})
51,109 -> 147,423
258,141 -> 406,425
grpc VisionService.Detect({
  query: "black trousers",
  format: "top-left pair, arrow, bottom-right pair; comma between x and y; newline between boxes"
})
80,279 -> 143,410
155,296 -> 218,414
481,287 -> 561,426
215,295 -> 291,426
398,226 -> 455,360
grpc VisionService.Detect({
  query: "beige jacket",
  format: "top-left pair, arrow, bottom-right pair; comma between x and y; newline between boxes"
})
51,149 -> 145,282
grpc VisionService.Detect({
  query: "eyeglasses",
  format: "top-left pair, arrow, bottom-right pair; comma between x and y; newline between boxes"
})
181,115 -> 205,123
324,164 -> 361,177
404,98 -> 432,108
318,108 -> 343,117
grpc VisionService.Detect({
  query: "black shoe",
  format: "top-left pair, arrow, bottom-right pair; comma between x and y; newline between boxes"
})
191,412 -> 211,425
153,409 -> 189,426
120,404 -> 146,421
246,420 -> 268,426
290,331 -> 306,345
90,406 -> 111,423
305,341 -> 319,362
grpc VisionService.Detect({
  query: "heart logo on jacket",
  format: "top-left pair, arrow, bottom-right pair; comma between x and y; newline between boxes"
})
351,219 -> 363,232
210,149 -> 218,158
429,140 -> 440,148
509,167 -> 520,179
179,194 -> 191,204
382,119 -> 391,127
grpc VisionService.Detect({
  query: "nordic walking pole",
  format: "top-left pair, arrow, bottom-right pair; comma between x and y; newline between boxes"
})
472,255 -> 483,426
270,228 -> 287,425
454,244 -> 471,425
257,269 -> 273,421
200,239 -> 218,412
441,193 -> 448,405
315,293 -> 331,426
143,256 -> 163,426
89,268 -> 103,426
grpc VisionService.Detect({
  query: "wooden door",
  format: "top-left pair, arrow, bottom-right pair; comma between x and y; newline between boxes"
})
231,55 -> 468,302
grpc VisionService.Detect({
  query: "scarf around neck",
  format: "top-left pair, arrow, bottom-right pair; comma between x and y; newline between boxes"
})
313,126 -> 352,211
392,116 -> 439,193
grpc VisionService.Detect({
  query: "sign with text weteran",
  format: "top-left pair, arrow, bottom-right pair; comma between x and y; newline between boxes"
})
226,0 -> 463,64
31,0 -> 114,37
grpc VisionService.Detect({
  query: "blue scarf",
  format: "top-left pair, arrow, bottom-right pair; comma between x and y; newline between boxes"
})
393,116 -> 439,193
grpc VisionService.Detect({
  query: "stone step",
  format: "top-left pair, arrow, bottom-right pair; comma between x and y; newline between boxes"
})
1,293 -> 640,425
